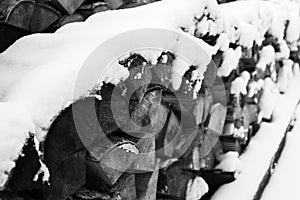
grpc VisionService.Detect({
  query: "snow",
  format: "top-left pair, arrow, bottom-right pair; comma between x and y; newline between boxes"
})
118,143 -> 139,154
220,0 -> 300,47
277,59 -> 294,93
0,0 -> 299,190
0,0 -> 221,186
283,59 -> 294,79
293,63 -> 300,76
275,39 -> 290,60
230,77 -> 248,95
248,80 -> 263,98
259,78 -> 279,120
241,71 -> 251,83
186,176 -> 209,200
260,105 -> 300,200
215,151 -> 242,174
211,74 -> 300,200
0,103 -> 35,188
257,45 -> 276,71
216,33 -> 230,52
217,47 -> 242,77
33,160 -> 50,184
0,0 -> 222,137
285,13 -> 300,43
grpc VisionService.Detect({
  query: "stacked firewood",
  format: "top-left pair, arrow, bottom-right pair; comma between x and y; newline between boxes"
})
1,1 -> 300,200
0,0 -> 157,52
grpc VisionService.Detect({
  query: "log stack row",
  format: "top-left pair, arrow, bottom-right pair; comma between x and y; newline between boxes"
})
0,0 -> 155,52
1,0 -> 300,200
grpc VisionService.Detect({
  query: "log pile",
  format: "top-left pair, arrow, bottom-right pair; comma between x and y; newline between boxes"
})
1,0 -> 300,200
0,0 -> 156,53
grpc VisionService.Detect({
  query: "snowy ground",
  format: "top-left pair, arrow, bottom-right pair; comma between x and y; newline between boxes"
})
211,75 -> 300,200
260,105 -> 300,200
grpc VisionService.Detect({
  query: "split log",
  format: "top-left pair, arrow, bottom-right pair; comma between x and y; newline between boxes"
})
74,188 -> 113,200
133,132 -> 157,200
193,87 -> 213,125
0,22 -> 29,53
220,135 -> 242,154
238,58 -> 257,74
120,54 -> 152,103
85,135 -> 138,192
43,97 -> 108,199
135,162 -> 160,200
43,150 -> 86,200
37,0 -> 85,15
210,76 -> 228,106
157,161 -> 195,199
110,173 -> 136,200
5,135 -> 40,193
77,3 -> 110,20
162,65 -> 212,128
204,51 -> 222,88
0,0 -> 61,32
98,83 -> 129,135
151,52 -> 175,89
201,103 -> 227,165
163,89 -> 212,129
126,86 -> 173,200
181,127 -> 205,171
242,104 -> 259,129
121,89 -> 168,139
57,13 -> 84,27
159,111 -> 180,159
163,92 -> 196,128
0,191 -> 26,200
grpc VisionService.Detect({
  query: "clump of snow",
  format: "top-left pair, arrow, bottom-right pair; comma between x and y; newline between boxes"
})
275,39 -> 290,60
259,78 -> 279,121
186,176 -> 209,200
285,13 -> 300,44
118,143 -> 139,154
237,22 -> 262,48
241,71 -> 251,83
217,47 -> 242,77
282,59 -> 294,79
171,57 -> 191,90
257,45 -> 275,71
33,160 -> 50,184
248,79 -> 263,98
233,126 -> 247,139
216,33 -> 230,52
0,103 -> 35,187
133,72 -> 142,80
193,79 -> 202,100
195,19 -> 210,38
231,77 -> 248,95
160,54 -> 168,64
215,151 -> 242,174
293,63 -> 300,76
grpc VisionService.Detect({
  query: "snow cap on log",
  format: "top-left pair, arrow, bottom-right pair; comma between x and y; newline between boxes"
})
0,103 -> 35,187
0,0 -> 221,186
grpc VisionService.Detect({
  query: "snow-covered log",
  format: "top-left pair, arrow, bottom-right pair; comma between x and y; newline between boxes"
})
0,0 -> 300,199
